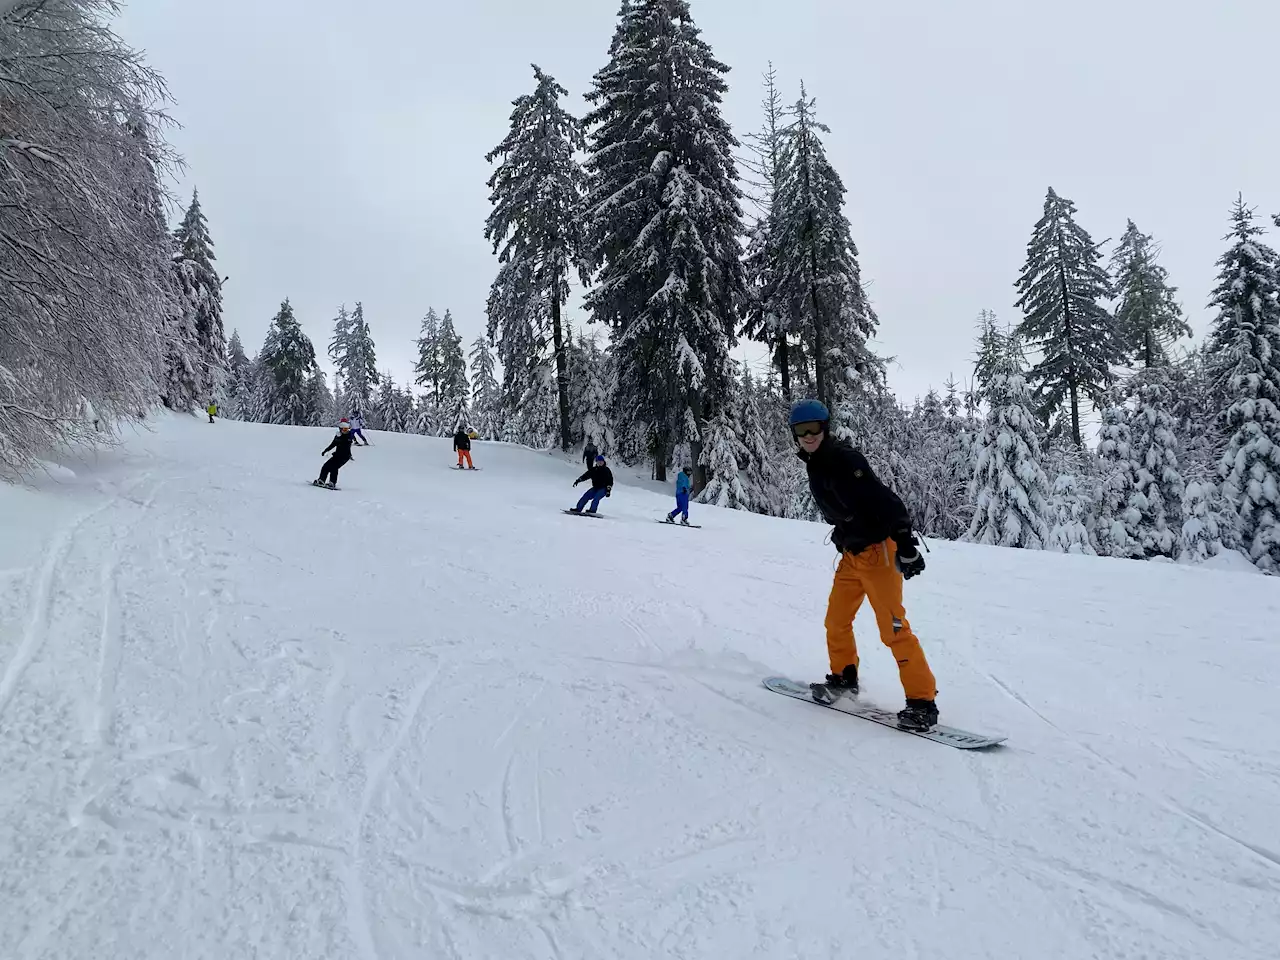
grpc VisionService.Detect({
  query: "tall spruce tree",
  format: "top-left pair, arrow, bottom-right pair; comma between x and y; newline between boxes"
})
224,330 -> 253,420
741,64 -> 797,399
469,336 -> 502,439
438,310 -> 470,431
484,65 -> 587,451
1094,405 -> 1144,559
328,301 -> 378,417
172,189 -> 226,398
582,0 -> 746,482
256,299 -> 319,426
1203,199 -> 1280,572
1110,220 -> 1189,368
1014,188 -> 1119,445
414,308 -> 444,410
769,85 -> 879,414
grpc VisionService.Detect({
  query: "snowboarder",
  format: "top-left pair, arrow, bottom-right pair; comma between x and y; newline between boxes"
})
453,425 -> 475,470
349,411 -> 369,446
789,399 -> 937,731
207,401 -> 218,424
665,465 -> 693,525
583,440 -> 599,469
571,455 -> 613,514
315,421 -> 356,489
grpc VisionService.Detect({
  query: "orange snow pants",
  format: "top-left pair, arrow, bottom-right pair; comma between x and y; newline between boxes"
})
825,538 -> 937,702
457,449 -> 473,468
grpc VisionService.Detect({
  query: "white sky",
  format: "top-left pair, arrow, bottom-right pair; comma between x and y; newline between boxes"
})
116,0 -> 1280,406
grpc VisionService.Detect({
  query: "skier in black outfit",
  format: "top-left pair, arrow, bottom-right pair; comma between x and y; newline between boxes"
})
314,423 -> 356,489
570,455 -> 613,513
582,440 -> 598,469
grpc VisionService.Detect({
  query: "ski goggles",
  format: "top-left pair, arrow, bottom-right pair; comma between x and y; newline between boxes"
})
792,421 -> 825,438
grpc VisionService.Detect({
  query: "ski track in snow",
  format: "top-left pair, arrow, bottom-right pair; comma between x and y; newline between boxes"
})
2,415 -> 1279,960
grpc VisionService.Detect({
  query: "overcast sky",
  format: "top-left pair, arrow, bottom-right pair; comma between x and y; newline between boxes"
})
116,0 -> 1280,407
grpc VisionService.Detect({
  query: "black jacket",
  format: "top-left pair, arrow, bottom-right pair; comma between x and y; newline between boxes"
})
583,444 -> 598,466
323,432 -> 357,461
576,464 -> 614,491
799,437 -> 912,556
453,431 -> 471,451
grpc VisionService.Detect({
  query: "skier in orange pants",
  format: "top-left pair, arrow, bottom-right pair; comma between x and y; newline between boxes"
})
789,399 -> 938,731
453,426 -> 475,469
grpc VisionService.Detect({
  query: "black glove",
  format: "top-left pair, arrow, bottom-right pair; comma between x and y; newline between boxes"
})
605,487 -> 612,496
573,480 -> 580,487
895,531 -> 925,580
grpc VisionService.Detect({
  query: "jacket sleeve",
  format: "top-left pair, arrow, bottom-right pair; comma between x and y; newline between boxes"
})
322,438 -> 336,454
833,447 -> 912,535
575,469 -> 591,484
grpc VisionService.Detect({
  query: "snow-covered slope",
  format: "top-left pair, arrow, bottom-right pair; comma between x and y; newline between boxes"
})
2,414 -> 1278,960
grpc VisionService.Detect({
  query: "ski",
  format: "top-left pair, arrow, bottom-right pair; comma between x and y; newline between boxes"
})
762,676 -> 1006,749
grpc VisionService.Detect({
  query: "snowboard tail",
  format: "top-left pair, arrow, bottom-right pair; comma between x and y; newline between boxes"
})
762,676 -> 1005,749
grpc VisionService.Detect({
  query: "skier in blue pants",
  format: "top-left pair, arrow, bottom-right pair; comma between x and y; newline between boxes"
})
666,465 -> 693,525
571,456 -> 614,514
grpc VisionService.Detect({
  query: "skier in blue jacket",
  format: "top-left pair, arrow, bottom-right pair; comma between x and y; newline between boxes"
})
665,465 -> 693,525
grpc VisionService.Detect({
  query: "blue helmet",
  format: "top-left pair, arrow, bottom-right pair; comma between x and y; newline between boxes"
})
788,398 -> 830,427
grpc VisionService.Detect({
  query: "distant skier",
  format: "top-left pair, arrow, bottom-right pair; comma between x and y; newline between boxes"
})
349,410 -> 369,446
665,465 -> 693,525
789,399 -> 936,731
583,440 -> 598,469
453,425 -> 475,470
570,455 -> 613,514
314,421 -> 356,489
207,401 -> 218,424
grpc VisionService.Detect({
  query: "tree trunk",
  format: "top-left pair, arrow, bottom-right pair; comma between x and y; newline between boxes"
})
810,275 -> 827,409
1056,260 -> 1082,447
550,290 -> 571,451
777,337 -> 791,402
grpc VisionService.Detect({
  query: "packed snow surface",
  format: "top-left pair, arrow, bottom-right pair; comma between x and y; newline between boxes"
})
2,414 -> 1278,960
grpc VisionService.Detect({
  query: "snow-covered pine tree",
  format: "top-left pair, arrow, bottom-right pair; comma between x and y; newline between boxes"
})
512,362 -> 560,449
1094,405 -> 1144,558
305,369 -> 334,427
224,331 -> 254,421
484,64 -> 587,451
582,0 -> 746,482
172,189 -> 226,399
256,300 -> 319,426
371,375 -> 414,433
1048,473 -> 1097,555
1201,198 -> 1280,573
1110,220 -> 1190,368
964,345 -> 1053,549
575,335 -> 615,455
697,409 -> 751,509
328,302 -> 378,418
1014,188 -> 1120,446
1180,480 -> 1226,563
1124,372 -> 1186,559
468,336 -> 502,439
771,86 -> 879,416
438,310 -> 470,432
737,367 -> 784,515
163,256 -> 203,412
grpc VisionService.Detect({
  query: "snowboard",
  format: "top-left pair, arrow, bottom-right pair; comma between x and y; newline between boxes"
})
307,481 -> 339,491
656,519 -> 702,529
563,509 -> 606,519
762,676 -> 1006,750
454,466 -> 482,471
